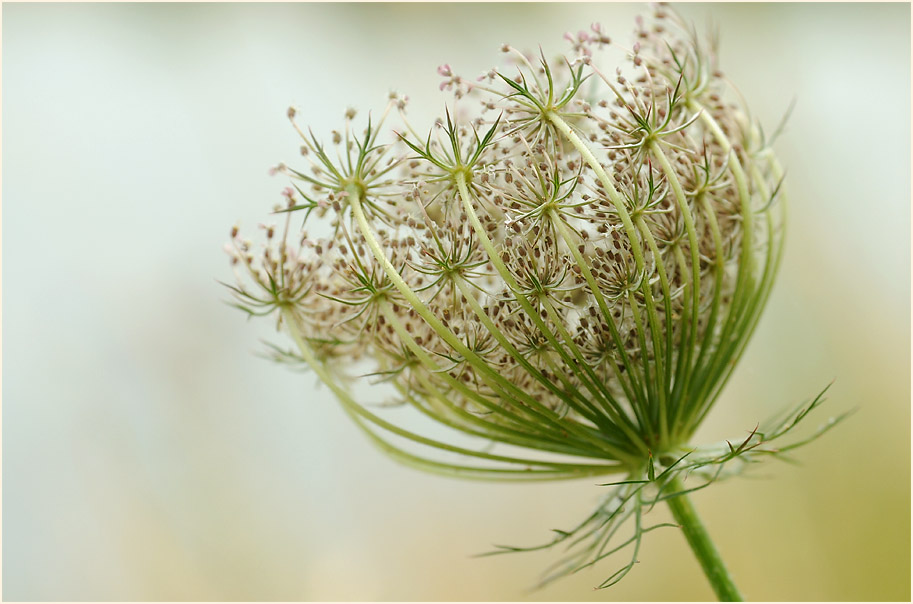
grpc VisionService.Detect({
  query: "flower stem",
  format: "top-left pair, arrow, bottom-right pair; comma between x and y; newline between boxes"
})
665,476 -> 743,601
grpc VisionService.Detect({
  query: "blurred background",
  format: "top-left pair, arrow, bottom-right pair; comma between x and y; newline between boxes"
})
3,3 -> 909,601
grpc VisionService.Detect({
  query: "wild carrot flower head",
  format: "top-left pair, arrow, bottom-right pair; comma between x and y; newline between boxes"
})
226,5 -> 842,588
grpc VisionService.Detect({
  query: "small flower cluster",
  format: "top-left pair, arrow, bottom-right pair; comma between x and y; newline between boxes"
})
226,5 -> 837,589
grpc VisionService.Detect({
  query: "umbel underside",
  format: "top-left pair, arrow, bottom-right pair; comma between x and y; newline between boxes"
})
225,5 -> 841,594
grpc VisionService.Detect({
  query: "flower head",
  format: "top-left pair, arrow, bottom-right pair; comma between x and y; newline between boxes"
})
226,5 -> 843,589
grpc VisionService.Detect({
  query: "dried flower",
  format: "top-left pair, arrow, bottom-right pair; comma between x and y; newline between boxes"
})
226,5 -> 844,597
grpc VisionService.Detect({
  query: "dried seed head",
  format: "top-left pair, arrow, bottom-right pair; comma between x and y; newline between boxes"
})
230,6 -> 786,458
225,6 -> 826,590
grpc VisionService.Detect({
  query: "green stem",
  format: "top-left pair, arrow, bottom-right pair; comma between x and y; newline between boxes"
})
666,476 -> 743,601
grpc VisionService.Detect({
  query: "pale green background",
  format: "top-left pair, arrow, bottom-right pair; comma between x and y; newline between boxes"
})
3,3 -> 910,601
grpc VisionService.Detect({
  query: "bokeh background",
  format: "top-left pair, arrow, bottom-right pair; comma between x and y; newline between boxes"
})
3,2 -> 909,601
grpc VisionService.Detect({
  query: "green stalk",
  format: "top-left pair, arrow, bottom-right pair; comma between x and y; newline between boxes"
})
666,475 -> 743,601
